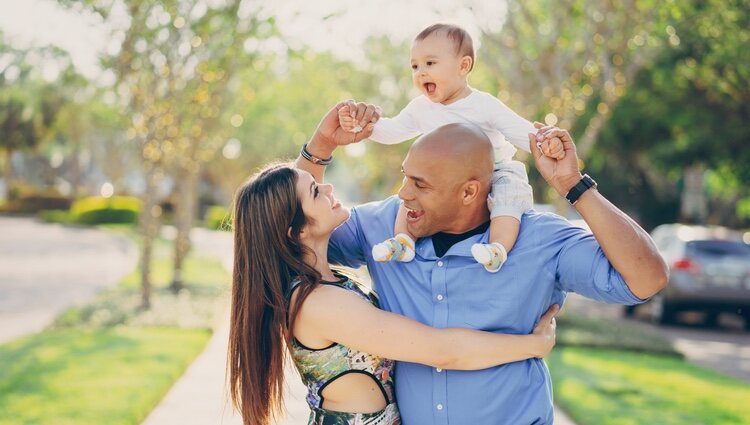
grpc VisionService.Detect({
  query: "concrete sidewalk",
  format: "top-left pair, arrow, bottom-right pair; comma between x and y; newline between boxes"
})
0,216 -> 137,344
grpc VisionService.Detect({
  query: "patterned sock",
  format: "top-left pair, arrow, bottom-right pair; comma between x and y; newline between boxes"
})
470,242 -> 508,273
372,233 -> 416,262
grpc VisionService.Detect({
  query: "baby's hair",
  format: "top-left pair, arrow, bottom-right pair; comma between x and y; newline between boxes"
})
415,23 -> 475,71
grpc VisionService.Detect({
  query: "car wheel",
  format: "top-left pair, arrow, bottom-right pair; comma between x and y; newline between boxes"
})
704,311 -> 720,328
742,309 -> 750,332
659,303 -> 678,325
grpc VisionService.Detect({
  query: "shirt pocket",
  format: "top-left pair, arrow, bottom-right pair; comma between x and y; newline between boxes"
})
461,269 -> 524,329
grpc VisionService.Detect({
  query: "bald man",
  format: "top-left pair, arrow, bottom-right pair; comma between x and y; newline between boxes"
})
296,102 -> 668,425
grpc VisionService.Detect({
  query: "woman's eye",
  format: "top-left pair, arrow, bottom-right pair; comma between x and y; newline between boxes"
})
314,186 -> 319,198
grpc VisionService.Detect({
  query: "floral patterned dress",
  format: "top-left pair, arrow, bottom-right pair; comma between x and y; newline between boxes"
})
288,274 -> 401,425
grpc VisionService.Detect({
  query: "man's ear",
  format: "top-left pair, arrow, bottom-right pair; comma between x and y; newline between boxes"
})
462,179 -> 481,205
459,55 -> 473,75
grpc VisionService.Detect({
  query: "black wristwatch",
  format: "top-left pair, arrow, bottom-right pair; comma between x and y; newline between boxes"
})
565,174 -> 597,205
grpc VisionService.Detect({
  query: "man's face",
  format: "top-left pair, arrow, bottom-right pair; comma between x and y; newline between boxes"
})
397,149 -> 464,238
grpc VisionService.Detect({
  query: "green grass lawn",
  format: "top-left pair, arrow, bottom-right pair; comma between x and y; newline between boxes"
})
548,347 -> 750,425
0,327 -> 210,425
0,224 -> 231,424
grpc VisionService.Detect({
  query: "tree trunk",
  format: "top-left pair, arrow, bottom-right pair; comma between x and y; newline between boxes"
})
4,148 -> 14,201
70,137 -> 82,200
139,163 -> 162,310
170,166 -> 197,293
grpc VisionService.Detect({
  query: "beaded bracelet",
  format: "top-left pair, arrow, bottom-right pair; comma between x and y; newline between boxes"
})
300,143 -> 333,166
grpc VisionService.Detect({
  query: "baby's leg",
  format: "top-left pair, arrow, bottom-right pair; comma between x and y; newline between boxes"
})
471,160 -> 533,272
489,215 -> 520,253
371,204 -> 416,262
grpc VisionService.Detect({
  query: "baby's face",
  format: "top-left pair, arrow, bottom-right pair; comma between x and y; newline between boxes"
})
410,33 -> 471,105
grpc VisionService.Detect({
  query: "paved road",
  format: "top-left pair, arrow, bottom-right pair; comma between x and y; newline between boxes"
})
0,216 -> 137,344
565,293 -> 750,382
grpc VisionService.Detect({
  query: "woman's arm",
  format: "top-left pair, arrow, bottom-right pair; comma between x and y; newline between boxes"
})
294,284 -> 557,370
294,101 -> 380,183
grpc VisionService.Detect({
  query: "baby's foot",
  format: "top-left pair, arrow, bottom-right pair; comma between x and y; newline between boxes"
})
372,233 -> 416,262
470,242 -> 507,273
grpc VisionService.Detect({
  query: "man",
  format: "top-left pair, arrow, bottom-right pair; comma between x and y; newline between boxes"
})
296,102 -> 668,424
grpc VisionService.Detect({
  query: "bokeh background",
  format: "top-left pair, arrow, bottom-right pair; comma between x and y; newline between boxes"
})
1,1 -> 748,424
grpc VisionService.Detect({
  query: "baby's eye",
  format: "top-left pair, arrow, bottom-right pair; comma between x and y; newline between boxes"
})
426,61 -> 435,66
411,64 -> 418,70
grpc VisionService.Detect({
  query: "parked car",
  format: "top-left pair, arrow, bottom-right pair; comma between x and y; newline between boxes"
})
627,224 -> 750,328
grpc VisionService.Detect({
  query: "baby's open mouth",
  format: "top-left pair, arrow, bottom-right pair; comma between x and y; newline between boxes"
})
424,83 -> 436,94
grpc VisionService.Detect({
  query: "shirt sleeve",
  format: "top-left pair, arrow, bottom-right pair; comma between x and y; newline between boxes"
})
485,95 -> 536,153
537,214 -> 648,305
369,98 -> 423,144
328,206 -> 368,268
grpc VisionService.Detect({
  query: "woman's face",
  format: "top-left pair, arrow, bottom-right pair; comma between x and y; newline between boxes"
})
295,170 -> 350,238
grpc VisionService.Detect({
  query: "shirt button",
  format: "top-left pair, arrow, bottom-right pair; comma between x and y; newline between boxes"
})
436,294 -> 444,301
437,261 -> 444,267
436,367 -> 443,372
436,403 -> 444,411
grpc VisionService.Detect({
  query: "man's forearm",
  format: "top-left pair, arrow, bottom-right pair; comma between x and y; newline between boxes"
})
572,188 -> 668,299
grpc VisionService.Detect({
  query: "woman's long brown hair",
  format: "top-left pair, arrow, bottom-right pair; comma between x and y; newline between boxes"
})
227,163 -> 322,424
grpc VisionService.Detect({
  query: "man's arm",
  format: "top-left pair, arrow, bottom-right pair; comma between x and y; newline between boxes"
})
530,125 -> 668,299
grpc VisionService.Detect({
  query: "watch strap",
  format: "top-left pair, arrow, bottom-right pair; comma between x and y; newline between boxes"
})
565,174 -> 597,205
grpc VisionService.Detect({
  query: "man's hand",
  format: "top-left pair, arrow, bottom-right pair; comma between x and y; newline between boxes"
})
531,304 -> 559,358
528,122 -> 582,197
539,135 -> 566,160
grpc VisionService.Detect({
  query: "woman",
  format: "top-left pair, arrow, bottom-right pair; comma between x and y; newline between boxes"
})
227,162 -> 558,425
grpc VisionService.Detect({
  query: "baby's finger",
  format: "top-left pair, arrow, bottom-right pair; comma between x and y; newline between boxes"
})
370,106 -> 382,123
361,105 -> 377,127
344,100 -> 357,118
353,102 -> 367,123
540,139 -> 552,156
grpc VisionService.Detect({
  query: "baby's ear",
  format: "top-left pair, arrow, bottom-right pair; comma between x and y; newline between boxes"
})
460,55 -> 473,74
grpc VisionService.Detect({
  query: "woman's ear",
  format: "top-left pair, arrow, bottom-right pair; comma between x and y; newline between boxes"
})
290,226 -> 307,241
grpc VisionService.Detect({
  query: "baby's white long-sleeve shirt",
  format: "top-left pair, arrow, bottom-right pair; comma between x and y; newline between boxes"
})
370,89 -> 535,162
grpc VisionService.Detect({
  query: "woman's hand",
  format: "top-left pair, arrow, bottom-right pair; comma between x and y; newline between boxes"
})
531,304 -> 559,358
311,101 -> 381,151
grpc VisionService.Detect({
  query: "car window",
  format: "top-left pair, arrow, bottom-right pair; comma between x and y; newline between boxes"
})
687,240 -> 750,257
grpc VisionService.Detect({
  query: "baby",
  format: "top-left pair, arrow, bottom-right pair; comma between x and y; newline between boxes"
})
340,23 -> 564,272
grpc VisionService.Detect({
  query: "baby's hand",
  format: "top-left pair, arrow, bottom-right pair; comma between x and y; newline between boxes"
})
538,135 -> 566,160
338,102 -> 363,133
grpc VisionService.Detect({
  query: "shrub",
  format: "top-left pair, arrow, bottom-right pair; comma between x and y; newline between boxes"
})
38,209 -> 73,224
204,205 -> 231,231
0,186 -> 72,213
70,196 -> 142,225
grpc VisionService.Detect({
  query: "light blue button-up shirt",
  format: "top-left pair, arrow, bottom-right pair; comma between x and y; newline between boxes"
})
329,196 -> 646,424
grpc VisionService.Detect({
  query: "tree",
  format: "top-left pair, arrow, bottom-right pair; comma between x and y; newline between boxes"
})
476,0 -> 682,152
0,35 -> 71,200
64,0 -> 278,306
592,0 -> 750,228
